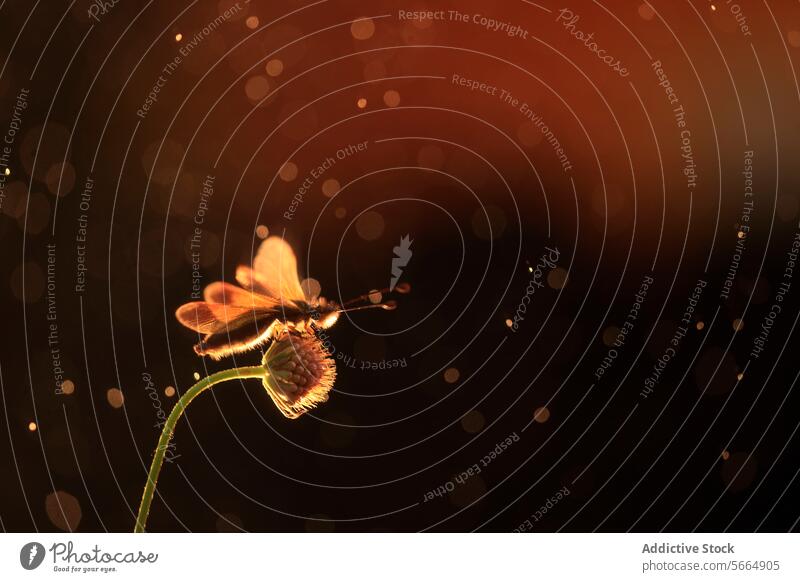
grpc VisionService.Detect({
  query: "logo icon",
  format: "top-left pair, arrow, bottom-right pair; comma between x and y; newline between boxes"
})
390,235 -> 413,291
20,542 -> 45,570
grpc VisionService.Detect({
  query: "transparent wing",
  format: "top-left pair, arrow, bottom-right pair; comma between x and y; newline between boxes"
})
203,281 -> 278,308
238,236 -> 307,303
175,301 -> 277,334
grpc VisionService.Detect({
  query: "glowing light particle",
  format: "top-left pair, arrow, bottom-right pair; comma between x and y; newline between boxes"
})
461,410 -> 485,434
534,407 -> 550,423
28,422 -> 37,431
444,368 -> 460,384
279,162 -> 298,182
383,90 -> 400,107
351,18 -> 375,40
548,268 -> 568,289
265,59 -> 284,77
322,178 -> 340,197
638,3 -> 655,20
107,388 -> 124,408
245,76 -> 269,101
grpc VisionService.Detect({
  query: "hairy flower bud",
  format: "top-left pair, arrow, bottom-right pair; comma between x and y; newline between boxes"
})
261,333 -> 336,419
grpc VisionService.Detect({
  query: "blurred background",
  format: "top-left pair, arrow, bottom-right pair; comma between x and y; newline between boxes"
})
2,0 -> 800,532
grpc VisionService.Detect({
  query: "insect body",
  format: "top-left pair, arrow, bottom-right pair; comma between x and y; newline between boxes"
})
176,236 -> 404,359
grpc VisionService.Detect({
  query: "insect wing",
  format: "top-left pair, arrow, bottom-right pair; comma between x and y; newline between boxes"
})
250,236 -> 308,303
202,281 -> 277,308
175,301 -> 274,334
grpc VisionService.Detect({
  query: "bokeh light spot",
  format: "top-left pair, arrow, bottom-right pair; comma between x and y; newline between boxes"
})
461,410 -> 485,434
355,211 -> 385,240
301,278 -> 321,300
322,178 -> 340,197
383,90 -> 401,107
548,268 -> 569,289
265,59 -> 284,76
534,407 -> 550,423
638,3 -> 655,20
444,367 -> 460,383
351,18 -> 375,40
245,76 -> 270,101
279,162 -> 298,182
46,491 -> 82,531
106,388 -> 124,408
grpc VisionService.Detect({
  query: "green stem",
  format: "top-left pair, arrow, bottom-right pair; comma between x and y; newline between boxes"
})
134,365 -> 265,533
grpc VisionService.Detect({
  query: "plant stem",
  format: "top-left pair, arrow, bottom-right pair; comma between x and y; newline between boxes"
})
134,365 -> 265,533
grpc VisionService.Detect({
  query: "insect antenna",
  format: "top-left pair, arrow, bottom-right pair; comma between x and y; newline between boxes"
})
341,282 -> 411,307
337,300 -> 397,314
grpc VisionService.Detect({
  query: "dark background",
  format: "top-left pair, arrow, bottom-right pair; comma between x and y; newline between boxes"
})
2,0 -> 800,532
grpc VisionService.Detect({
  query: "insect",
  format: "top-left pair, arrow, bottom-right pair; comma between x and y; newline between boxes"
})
176,236 -> 408,359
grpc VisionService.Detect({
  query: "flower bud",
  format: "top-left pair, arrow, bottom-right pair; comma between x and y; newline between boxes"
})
261,333 -> 336,419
